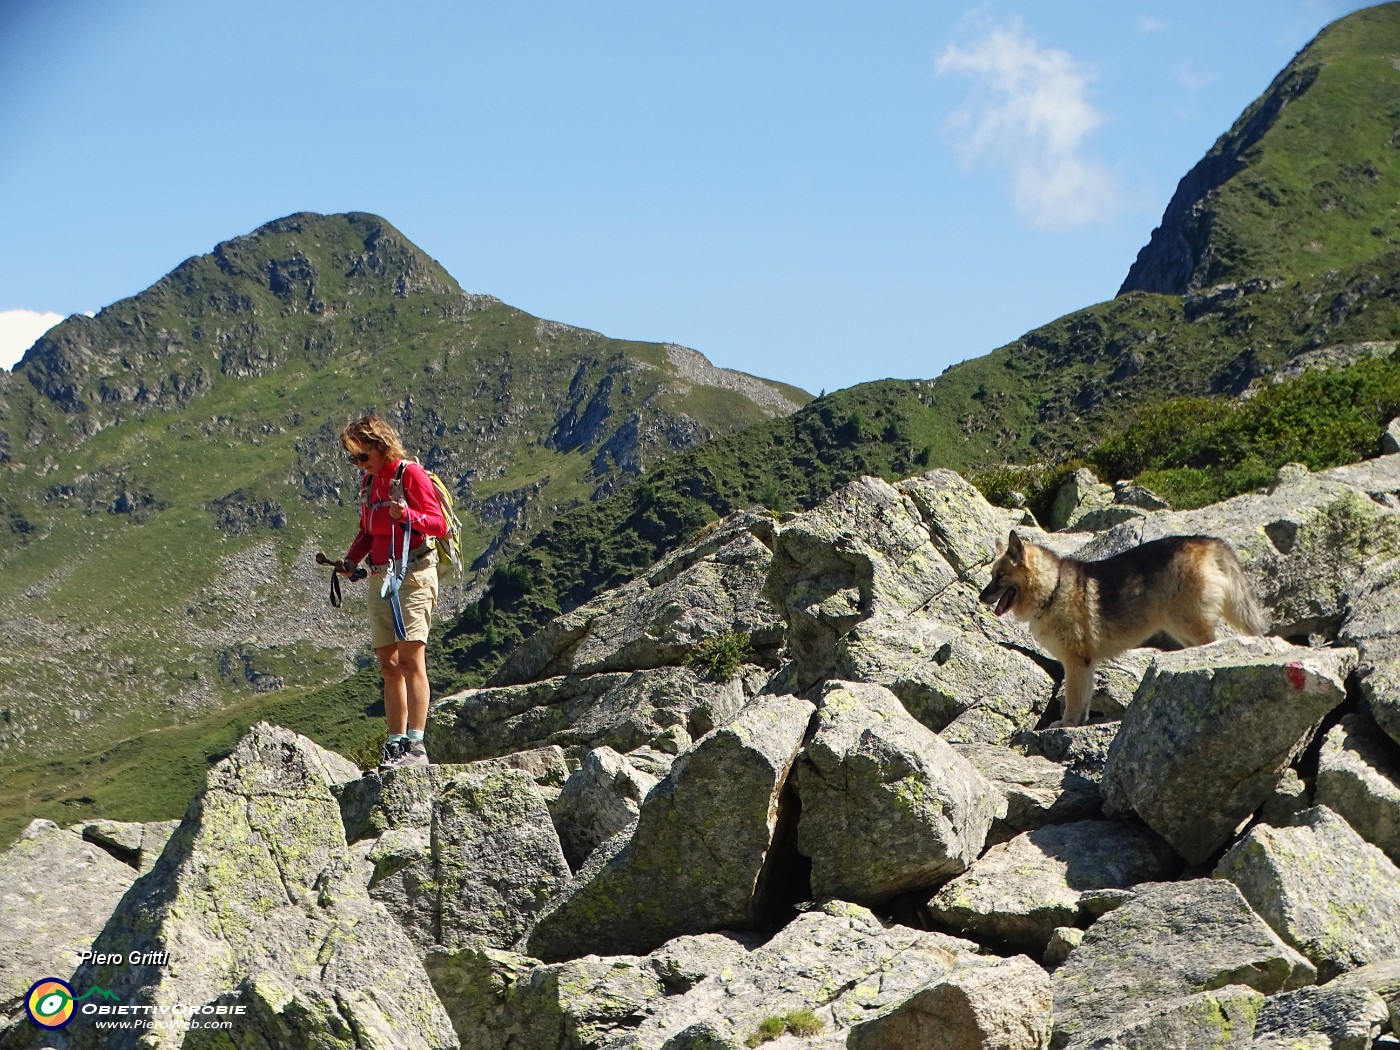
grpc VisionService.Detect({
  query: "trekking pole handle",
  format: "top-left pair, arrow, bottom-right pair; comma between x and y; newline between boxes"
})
315,551 -> 367,581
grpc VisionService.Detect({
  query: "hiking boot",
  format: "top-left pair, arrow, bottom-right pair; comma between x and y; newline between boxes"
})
372,737 -> 409,774
383,740 -> 430,770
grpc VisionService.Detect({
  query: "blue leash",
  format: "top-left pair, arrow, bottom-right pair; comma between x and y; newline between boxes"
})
380,508 -> 412,641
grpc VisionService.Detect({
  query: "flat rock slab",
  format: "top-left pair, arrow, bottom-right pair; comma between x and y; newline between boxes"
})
1329,958 -> 1400,1033
927,819 -> 1180,954
526,694 -> 814,962
430,665 -> 754,763
1101,637 -> 1354,865
844,952 -> 1052,1050
1055,986 -> 1266,1050
1050,879 -> 1315,1049
951,742 -> 1102,844
0,819 -> 138,1008
72,818 -> 178,871
1253,984 -> 1390,1050
1315,712 -> 1400,865
796,680 -> 997,905
491,521 -> 783,684
610,901 -> 1042,1050
838,616 -> 1052,745
1019,722 -> 1120,784
1215,805 -> 1400,980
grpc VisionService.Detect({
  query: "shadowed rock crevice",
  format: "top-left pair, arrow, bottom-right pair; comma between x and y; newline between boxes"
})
750,768 -> 814,934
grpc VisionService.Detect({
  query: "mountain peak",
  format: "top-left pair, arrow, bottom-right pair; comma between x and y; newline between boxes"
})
1120,1 -> 1400,296
17,211 -> 464,422
201,211 -> 461,301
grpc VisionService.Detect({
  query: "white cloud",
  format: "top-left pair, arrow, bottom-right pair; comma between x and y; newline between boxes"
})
1174,62 -> 1216,92
0,309 -> 65,370
936,20 -> 1121,231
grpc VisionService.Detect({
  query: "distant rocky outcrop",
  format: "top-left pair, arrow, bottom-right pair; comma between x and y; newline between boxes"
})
8,453 -> 1400,1047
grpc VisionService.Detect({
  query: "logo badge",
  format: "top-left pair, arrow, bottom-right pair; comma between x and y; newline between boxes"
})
25,978 -> 76,1029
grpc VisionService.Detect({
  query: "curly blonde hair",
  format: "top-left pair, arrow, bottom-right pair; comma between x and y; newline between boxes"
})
341,415 -> 408,461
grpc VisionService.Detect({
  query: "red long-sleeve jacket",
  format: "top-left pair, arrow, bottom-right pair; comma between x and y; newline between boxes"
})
344,460 -> 448,568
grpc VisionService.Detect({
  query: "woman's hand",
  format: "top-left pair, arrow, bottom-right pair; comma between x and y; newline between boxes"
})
388,499 -> 407,521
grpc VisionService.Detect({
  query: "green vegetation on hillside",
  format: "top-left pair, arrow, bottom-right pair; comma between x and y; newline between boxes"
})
974,349 -> 1400,518
0,212 -> 810,844
0,212 -> 807,766
1090,351 -> 1400,506
0,674 -> 389,846
1123,2 -> 1400,293
1211,5 -> 1400,282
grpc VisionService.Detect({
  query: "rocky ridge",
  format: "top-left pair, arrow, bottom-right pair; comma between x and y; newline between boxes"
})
7,457 -> 1400,1047
1120,3 -> 1400,296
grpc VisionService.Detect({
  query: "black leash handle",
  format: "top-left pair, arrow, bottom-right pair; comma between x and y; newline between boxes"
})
315,552 -> 367,608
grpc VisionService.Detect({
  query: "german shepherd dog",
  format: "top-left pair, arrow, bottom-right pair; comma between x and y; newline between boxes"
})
979,532 -> 1267,727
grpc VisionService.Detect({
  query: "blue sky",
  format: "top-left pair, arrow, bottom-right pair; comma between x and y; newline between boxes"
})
0,0 -> 1378,394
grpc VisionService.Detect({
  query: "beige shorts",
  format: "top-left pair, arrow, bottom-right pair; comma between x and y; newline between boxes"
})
368,557 -> 439,650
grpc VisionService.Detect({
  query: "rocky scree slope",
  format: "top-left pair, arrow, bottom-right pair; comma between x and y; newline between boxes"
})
0,211 -> 808,773
6,456 -> 1400,1048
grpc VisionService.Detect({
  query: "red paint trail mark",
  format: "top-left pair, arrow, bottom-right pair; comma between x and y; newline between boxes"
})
1285,663 -> 1307,690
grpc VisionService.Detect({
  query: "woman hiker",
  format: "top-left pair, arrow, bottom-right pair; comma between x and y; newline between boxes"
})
339,415 -> 448,772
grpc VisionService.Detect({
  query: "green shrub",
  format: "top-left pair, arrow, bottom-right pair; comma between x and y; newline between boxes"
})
746,1017 -> 787,1047
784,1010 -> 825,1037
969,459 -> 1088,524
746,1009 -> 826,1047
685,631 -> 751,682
1084,354 -> 1400,508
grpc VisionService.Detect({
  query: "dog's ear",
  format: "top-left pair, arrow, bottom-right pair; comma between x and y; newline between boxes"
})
1005,530 -> 1025,564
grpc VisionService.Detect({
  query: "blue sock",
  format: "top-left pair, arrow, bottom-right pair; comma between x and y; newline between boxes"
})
407,729 -> 425,743
389,733 -> 408,744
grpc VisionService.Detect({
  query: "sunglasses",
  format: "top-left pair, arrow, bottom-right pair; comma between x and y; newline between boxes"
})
346,451 -> 372,464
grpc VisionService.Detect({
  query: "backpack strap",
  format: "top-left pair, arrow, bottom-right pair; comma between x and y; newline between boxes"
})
361,463 -> 410,512
393,460 -> 439,554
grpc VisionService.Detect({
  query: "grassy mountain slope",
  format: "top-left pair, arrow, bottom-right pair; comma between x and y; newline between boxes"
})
0,212 -> 808,779
1123,1 -> 1400,293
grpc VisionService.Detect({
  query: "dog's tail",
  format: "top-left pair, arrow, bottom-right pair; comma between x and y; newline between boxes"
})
1217,544 -> 1268,635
